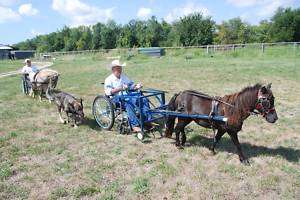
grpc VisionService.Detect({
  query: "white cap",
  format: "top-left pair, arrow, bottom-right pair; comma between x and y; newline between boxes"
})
24,58 -> 31,63
109,59 -> 126,70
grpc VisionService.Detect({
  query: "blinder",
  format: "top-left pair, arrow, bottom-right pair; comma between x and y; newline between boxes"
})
255,95 -> 275,117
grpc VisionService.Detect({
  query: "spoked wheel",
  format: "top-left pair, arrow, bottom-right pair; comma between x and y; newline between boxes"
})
92,95 -> 115,130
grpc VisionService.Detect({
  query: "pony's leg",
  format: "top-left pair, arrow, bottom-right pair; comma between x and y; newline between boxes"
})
180,119 -> 192,146
45,87 -> 51,103
30,88 -> 35,98
66,112 -> 70,124
174,126 -> 181,147
39,91 -> 42,102
181,130 -> 186,146
209,129 -> 225,154
174,119 -> 191,147
58,107 -> 65,124
228,132 -> 249,165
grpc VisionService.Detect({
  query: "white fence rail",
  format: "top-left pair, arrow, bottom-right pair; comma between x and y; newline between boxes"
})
38,42 -> 300,59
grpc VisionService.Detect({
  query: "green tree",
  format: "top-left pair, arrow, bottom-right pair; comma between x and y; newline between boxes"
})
117,20 -> 138,47
92,23 -> 104,49
215,18 -> 251,44
64,28 -> 81,51
175,13 -> 215,46
159,20 -> 176,47
100,20 -> 120,49
76,26 -> 92,50
146,16 -> 163,47
251,20 -> 271,43
135,20 -> 149,47
269,7 -> 300,42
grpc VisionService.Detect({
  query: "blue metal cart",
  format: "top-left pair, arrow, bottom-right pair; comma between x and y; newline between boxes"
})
92,89 -> 227,140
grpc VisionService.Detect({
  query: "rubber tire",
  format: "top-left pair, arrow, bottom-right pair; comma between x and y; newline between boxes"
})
92,95 -> 115,130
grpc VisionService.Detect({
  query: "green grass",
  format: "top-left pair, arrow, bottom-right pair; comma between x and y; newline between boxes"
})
0,46 -> 299,199
132,177 -> 150,194
0,60 -> 24,73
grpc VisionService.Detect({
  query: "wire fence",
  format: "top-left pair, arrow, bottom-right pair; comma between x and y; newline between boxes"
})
38,41 -> 300,60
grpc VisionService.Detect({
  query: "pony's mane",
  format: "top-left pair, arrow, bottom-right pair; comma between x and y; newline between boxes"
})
236,83 -> 262,96
222,83 -> 261,116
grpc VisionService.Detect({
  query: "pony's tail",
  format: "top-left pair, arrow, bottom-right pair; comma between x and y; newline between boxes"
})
165,93 -> 180,138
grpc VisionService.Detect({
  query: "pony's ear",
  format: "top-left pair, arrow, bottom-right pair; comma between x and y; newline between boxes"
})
266,83 -> 272,89
260,86 -> 267,94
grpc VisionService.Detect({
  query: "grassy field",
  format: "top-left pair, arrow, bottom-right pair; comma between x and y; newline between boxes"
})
0,46 -> 299,199
0,60 -> 24,74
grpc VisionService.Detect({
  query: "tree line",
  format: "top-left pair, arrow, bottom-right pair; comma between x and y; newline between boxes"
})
15,7 -> 300,52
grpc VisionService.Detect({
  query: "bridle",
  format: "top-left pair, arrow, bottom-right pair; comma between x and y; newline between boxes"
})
254,92 -> 275,117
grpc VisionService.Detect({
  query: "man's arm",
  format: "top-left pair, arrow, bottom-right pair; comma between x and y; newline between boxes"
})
21,66 -> 29,74
111,87 -> 123,94
104,79 -> 124,95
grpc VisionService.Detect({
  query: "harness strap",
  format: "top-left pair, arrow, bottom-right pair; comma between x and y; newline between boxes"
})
209,100 -> 220,142
187,91 -> 234,107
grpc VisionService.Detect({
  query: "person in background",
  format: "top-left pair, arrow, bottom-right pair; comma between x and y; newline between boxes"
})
21,59 -> 39,82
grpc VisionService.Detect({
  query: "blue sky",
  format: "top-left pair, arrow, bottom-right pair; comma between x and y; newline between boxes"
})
1,0 -> 299,44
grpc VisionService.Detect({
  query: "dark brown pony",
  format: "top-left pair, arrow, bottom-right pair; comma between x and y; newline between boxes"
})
165,83 -> 278,164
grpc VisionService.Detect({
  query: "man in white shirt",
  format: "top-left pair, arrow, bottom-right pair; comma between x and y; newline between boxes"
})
104,60 -> 143,132
21,59 -> 39,82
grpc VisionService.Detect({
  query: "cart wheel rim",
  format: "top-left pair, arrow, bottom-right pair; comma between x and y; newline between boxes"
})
93,96 -> 114,129
137,132 -> 144,140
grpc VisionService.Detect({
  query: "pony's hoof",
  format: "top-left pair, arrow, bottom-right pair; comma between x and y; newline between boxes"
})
176,144 -> 184,150
241,159 -> 250,166
210,150 -> 217,155
209,147 -> 216,155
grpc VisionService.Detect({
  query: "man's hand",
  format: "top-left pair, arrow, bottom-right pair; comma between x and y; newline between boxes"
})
122,84 -> 128,90
135,83 -> 143,90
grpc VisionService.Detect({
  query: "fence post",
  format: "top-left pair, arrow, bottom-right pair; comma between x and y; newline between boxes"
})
294,42 -> 297,52
261,43 -> 265,53
206,45 -> 209,54
233,45 -> 235,51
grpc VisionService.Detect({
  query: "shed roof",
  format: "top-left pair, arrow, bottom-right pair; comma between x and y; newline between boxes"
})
0,44 -> 13,50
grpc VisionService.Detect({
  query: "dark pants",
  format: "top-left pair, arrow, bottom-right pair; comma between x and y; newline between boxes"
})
22,75 -> 31,94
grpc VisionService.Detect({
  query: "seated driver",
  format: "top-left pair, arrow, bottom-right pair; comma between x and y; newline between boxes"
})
21,59 -> 39,82
104,60 -> 144,132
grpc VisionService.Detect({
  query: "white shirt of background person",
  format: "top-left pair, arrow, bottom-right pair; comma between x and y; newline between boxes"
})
21,59 -> 38,82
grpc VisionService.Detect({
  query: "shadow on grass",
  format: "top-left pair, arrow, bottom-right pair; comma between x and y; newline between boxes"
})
188,134 -> 300,163
84,117 -> 102,131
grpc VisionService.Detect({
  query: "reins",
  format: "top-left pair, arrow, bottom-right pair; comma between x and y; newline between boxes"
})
186,91 -> 235,108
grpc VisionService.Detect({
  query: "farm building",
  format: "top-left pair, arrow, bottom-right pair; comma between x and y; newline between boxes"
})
138,47 -> 165,57
10,50 -> 35,59
0,44 -> 13,59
